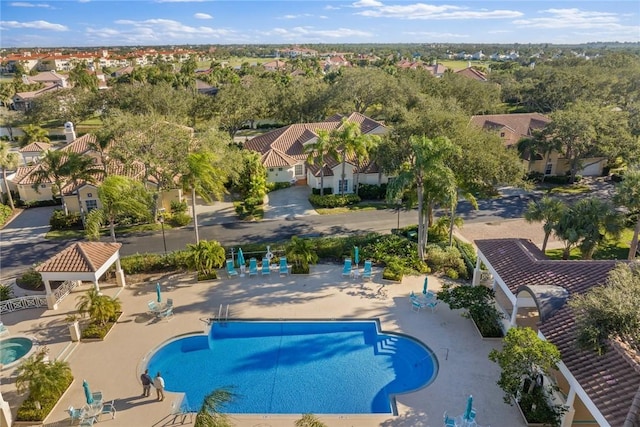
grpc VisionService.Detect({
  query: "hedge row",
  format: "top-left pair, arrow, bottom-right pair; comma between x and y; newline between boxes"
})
309,194 -> 361,208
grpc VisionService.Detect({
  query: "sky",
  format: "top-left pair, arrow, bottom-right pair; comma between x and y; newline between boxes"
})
0,0 -> 639,48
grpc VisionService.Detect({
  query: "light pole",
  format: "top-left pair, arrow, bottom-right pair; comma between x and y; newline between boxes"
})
159,214 -> 167,255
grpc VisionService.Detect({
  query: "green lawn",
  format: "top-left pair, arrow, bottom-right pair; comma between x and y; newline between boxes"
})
547,184 -> 591,195
439,60 -> 492,71
45,223 -> 168,240
545,228 -> 634,260
315,202 -> 392,215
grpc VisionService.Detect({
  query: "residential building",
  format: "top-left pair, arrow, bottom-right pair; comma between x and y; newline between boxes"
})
18,142 -> 50,164
472,238 -> 639,427
244,112 -> 388,193
11,84 -> 63,111
470,113 -> 607,177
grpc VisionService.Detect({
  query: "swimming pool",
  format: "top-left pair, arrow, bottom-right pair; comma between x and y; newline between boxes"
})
146,320 -> 438,414
0,336 -> 34,368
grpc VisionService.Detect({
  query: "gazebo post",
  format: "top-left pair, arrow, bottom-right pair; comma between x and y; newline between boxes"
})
472,256 -> 482,286
44,279 -> 58,310
114,258 -> 126,287
510,301 -> 519,326
93,279 -> 100,293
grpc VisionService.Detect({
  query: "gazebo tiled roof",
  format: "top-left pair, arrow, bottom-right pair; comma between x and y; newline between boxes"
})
36,242 -> 122,273
475,238 -> 638,426
19,141 -> 50,153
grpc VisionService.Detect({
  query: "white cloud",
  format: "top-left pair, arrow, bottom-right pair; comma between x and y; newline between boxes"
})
109,18 -> 234,43
0,20 -> 67,31
404,31 -> 468,39
10,2 -> 53,8
154,0 -> 206,2
353,2 -> 523,20
514,8 -> 623,29
280,13 -> 314,20
264,26 -> 371,40
324,5 -> 340,10
194,13 -> 212,19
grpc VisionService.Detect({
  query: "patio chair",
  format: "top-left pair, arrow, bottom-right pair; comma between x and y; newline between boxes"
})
0,322 -> 8,336
67,406 -> 83,425
261,258 -> 271,276
443,411 -> 457,427
99,400 -> 116,420
279,257 -> 289,276
424,299 -> 439,313
342,258 -> 352,277
248,258 -> 258,276
166,298 -> 174,309
79,416 -> 96,427
91,391 -> 103,406
226,259 -> 238,278
362,260 -> 372,281
158,306 -> 174,321
411,298 -> 425,312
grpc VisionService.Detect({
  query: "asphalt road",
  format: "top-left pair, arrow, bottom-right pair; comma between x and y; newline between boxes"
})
0,180 -> 615,280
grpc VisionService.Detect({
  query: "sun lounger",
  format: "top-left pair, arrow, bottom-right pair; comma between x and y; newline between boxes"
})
248,258 -> 258,276
261,258 -> 271,276
342,258 -> 352,277
362,260 -> 372,281
226,259 -> 238,278
0,322 -> 8,336
279,257 -> 289,276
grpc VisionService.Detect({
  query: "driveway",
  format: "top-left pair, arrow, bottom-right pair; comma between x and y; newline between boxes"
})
263,186 -> 317,220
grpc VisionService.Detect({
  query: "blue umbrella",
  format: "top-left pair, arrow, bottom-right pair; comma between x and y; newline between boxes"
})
237,248 -> 245,267
156,283 -> 161,303
83,380 -> 94,405
464,395 -> 473,421
422,276 -> 429,295
354,246 -> 359,266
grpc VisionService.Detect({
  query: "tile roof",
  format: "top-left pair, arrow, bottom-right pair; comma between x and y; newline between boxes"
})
13,164 -> 48,185
476,238 -> 637,426
244,112 -> 386,169
59,133 -> 96,154
19,142 -> 50,153
455,67 -> 488,81
470,113 -> 551,149
36,242 -> 122,273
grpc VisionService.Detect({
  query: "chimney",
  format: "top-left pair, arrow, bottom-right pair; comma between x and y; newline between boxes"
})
64,122 -> 76,144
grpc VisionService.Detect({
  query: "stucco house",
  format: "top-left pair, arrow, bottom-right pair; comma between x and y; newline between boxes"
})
18,141 -> 50,164
243,112 -> 388,194
470,113 -> 607,177
472,239 -> 639,427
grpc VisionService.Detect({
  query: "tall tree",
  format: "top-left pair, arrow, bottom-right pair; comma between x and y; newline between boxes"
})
304,129 -> 338,196
181,150 -> 228,244
614,168 -> 640,259
68,61 -> 99,91
524,197 -> 566,252
31,149 -> 70,214
64,152 -> 103,225
333,119 -> 380,196
0,141 -> 20,209
97,175 -> 153,241
19,124 -> 50,148
194,387 -> 236,427
387,135 -> 458,259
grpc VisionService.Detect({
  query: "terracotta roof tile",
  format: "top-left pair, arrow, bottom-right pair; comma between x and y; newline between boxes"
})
59,133 -> 96,154
470,113 -> 551,148
36,242 -> 122,273
477,238 -> 638,426
19,142 -> 50,153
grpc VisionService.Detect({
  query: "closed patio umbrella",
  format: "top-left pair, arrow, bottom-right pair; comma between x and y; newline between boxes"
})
354,246 -> 359,266
156,283 -> 162,303
422,276 -> 429,295
464,395 -> 473,421
237,248 -> 245,267
83,380 -> 94,405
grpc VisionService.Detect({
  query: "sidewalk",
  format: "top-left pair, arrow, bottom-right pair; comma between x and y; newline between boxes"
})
456,218 -> 564,250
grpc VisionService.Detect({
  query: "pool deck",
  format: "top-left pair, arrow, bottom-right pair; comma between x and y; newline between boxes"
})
0,265 -> 526,427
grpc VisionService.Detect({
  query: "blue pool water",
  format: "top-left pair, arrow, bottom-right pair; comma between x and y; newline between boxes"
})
146,320 -> 437,414
0,336 -> 33,366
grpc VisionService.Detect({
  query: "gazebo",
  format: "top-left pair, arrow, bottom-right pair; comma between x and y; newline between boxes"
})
35,242 -> 126,310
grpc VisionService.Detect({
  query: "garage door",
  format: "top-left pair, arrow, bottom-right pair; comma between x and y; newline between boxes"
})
580,162 -> 602,176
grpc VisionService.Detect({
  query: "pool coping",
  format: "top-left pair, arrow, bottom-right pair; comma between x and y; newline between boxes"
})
0,334 -> 38,371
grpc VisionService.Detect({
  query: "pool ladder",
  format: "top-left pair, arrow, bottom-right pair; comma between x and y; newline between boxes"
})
217,304 -> 230,325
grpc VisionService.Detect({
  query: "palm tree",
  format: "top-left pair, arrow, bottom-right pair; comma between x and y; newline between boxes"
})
19,124 -> 50,148
304,129 -> 337,196
387,135 -> 458,260
181,150 -> 228,244
286,236 -> 319,274
614,168 -> 640,259
186,240 -> 226,279
89,128 -> 113,174
0,141 -> 20,209
98,175 -> 152,241
334,120 -> 361,196
65,152 -> 103,225
524,196 -> 566,252
295,414 -> 328,427
572,198 -> 623,260
15,347 -> 73,408
76,288 -> 121,326
194,388 -> 236,427
31,149 -> 70,214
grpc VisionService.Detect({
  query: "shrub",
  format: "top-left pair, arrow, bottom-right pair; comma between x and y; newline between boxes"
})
170,200 -> 188,214
120,252 -> 191,274
438,284 -> 504,337
0,284 -> 14,301
311,187 -> 333,196
445,268 -> 459,279
168,212 -> 191,227
0,203 -> 12,225
454,239 -> 477,278
267,182 -> 291,192
16,268 -> 43,290
425,244 -> 467,278
49,210 -> 82,230
23,199 -> 60,208
309,194 -> 360,208
356,183 -> 387,200
382,258 -> 404,281
82,323 -> 110,339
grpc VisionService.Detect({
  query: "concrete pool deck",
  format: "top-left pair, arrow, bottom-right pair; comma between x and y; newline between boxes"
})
0,265 -> 525,427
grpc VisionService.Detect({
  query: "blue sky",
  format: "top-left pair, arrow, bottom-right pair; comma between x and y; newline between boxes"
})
1,0 -> 639,48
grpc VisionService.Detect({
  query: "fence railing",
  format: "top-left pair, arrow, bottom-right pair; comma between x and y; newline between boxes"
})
53,280 -> 78,304
0,295 -> 48,314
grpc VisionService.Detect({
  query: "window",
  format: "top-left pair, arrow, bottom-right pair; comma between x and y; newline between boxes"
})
87,193 -> 92,198
85,200 -> 98,212
500,132 -> 506,138
40,184 -> 47,188
278,168 -> 283,172
545,163 -> 553,175
269,168 -> 274,172
338,179 -> 349,193
294,164 -> 303,176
